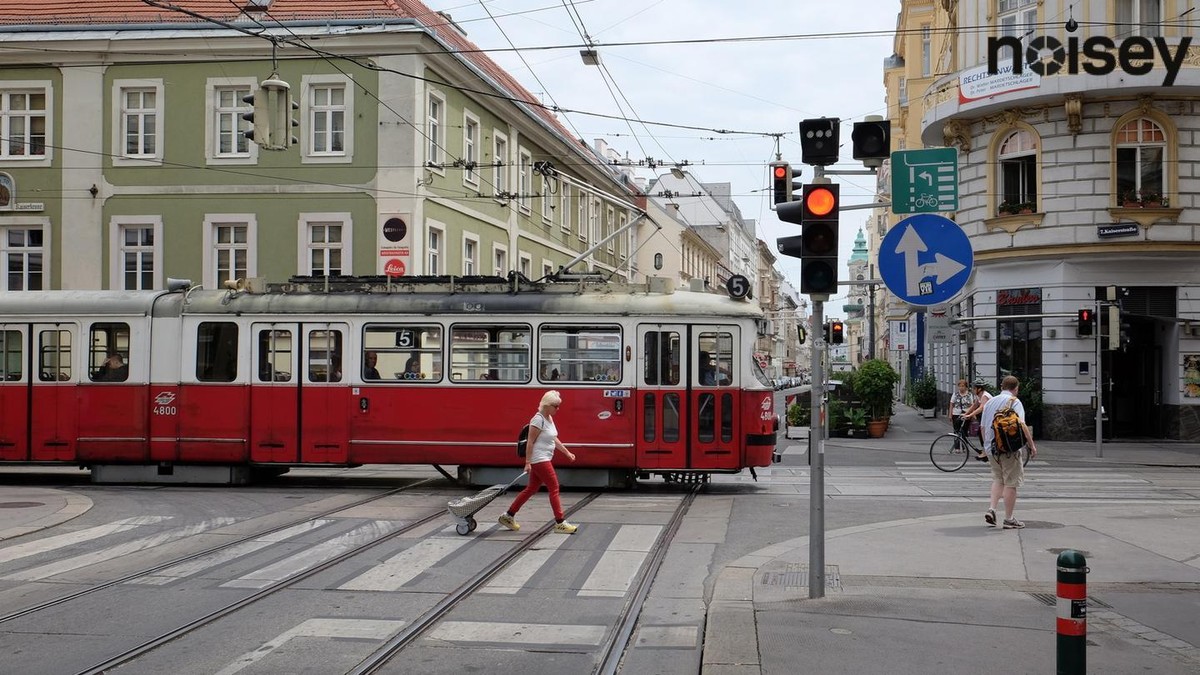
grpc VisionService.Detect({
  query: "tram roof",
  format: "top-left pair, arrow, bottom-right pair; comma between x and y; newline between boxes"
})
0,278 -> 764,320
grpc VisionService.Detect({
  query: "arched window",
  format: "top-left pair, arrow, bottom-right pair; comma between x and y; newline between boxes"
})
997,130 -> 1037,212
1115,118 -> 1165,203
653,252 -> 663,270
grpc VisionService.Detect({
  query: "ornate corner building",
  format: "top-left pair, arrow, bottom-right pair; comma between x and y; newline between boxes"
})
894,0 -> 1200,441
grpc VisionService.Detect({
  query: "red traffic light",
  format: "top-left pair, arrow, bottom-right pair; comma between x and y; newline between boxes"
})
1078,308 -> 1094,336
805,186 -> 837,216
1079,309 -> 1092,322
773,165 -> 788,180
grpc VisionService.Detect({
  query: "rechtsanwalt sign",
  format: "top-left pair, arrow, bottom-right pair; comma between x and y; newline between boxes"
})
988,34 -> 1192,86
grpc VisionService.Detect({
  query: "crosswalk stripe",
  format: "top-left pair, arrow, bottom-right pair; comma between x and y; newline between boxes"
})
481,535 -> 570,595
579,525 -> 661,598
127,519 -> 337,585
338,529 -> 471,591
214,618 -> 405,675
3,518 -> 234,581
426,620 -> 606,646
0,516 -> 169,564
223,520 -> 402,590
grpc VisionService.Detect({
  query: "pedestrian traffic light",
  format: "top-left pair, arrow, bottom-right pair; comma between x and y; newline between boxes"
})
829,320 -> 844,344
770,161 -> 792,205
851,116 -> 891,167
1077,308 -> 1094,336
243,75 -> 298,151
799,117 -> 840,166
799,183 -> 840,295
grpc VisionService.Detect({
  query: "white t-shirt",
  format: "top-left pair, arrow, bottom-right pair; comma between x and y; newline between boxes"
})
527,411 -> 558,464
980,391 -> 1024,456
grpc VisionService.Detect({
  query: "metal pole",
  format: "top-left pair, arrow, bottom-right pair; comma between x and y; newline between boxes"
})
868,264 -> 877,360
809,296 -> 826,598
1056,550 -> 1088,674
1094,296 -> 1103,458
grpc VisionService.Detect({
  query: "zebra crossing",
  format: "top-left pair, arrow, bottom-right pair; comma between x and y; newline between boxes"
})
716,460 -> 1200,503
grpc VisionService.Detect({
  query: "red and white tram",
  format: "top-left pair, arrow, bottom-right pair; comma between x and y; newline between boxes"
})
0,276 -> 778,486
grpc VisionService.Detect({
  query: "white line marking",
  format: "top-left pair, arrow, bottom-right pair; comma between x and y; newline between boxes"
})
427,621 -> 605,646
0,516 -> 169,564
481,535 -> 571,595
338,531 -> 470,591
213,618 -> 404,675
222,520 -> 402,589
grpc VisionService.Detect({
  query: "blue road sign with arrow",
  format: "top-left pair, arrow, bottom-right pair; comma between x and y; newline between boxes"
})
878,213 -> 973,306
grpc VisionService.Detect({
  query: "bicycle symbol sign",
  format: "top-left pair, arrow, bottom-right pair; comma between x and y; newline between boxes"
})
891,148 -> 958,214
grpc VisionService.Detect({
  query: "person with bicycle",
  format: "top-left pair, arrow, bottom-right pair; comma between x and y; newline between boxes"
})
948,379 -> 974,451
959,379 -> 992,462
980,376 -> 1038,529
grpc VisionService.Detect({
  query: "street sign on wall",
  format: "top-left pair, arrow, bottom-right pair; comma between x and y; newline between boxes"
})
891,148 -> 958,214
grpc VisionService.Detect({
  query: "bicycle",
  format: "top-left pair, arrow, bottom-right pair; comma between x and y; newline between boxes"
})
929,418 -> 1031,472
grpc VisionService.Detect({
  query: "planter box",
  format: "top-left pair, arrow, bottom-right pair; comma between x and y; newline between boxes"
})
786,426 -> 810,441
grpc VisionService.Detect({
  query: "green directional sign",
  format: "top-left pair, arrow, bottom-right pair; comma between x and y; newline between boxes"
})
891,148 -> 958,214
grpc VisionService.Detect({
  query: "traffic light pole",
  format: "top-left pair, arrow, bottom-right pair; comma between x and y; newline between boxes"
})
809,293 -> 827,599
1095,296 -> 1103,459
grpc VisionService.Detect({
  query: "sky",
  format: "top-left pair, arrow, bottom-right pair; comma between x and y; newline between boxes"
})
425,0 -> 899,315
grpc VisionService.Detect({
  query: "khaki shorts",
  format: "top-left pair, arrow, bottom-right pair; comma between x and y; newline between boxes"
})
989,451 -> 1025,487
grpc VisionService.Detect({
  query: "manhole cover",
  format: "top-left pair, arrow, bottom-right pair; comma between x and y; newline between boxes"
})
760,563 -> 841,590
0,501 -> 46,508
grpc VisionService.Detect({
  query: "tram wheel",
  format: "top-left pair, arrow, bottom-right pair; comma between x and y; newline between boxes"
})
455,521 -> 470,536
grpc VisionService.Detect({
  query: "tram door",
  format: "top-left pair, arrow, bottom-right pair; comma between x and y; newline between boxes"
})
693,326 -> 740,470
300,323 -> 349,463
250,324 -> 299,463
636,325 -> 687,469
0,325 -> 28,460
29,323 -> 77,461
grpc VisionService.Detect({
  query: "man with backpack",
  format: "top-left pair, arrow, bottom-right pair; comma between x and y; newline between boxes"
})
979,376 -> 1038,529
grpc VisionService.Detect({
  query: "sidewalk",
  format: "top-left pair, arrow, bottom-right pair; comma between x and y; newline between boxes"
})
0,485 -> 92,541
703,406 -> 1200,674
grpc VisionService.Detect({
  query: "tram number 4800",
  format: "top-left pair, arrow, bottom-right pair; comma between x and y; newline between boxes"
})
153,405 -> 178,416
152,391 -> 179,416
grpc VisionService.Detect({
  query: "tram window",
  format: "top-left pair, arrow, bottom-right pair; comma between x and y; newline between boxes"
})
450,324 -> 530,382
539,325 -> 621,382
196,322 -> 238,382
362,325 -> 443,382
89,322 -> 130,382
38,329 -> 71,381
698,393 -> 715,442
1,330 -> 22,381
256,329 -> 293,382
698,331 -> 734,386
642,393 -> 656,441
662,392 -> 680,442
721,392 -> 733,442
307,329 -> 343,382
642,331 -> 679,386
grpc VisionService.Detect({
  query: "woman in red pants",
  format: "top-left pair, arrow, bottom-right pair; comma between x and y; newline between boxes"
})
498,390 -> 578,534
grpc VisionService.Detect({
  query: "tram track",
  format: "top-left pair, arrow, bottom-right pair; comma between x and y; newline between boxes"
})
348,486 -> 700,675
0,478 -> 438,627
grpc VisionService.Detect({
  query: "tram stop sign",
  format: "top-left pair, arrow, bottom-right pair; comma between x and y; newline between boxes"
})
877,213 -> 973,306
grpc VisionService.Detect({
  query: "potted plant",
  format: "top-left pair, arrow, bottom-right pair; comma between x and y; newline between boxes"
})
909,372 -> 939,418
1140,190 -> 1165,208
785,398 -> 811,440
998,200 -> 1020,216
846,406 -> 868,438
828,398 -> 849,437
1121,189 -> 1141,208
853,358 -> 901,425
1018,200 -> 1036,214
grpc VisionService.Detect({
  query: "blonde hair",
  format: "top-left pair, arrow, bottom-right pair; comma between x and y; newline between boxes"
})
540,390 -> 562,408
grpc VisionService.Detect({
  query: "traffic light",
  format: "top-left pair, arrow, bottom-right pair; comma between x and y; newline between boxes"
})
770,161 -> 792,205
851,116 -> 891,167
829,320 -> 844,344
799,183 -> 840,295
243,76 -> 299,151
797,326 -> 807,344
1107,305 -> 1120,350
1077,308 -> 1094,336
799,117 -> 840,166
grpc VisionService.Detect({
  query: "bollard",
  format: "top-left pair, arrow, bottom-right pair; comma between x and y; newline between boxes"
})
1056,550 -> 1088,675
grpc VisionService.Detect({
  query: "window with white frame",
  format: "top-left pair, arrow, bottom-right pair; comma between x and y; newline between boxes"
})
605,206 -> 615,253
463,112 -> 480,185
542,260 -> 554,278
997,129 -> 1038,213
493,132 -> 509,198
493,245 -> 507,276
518,253 -> 531,278
428,227 -> 443,275
463,237 -> 478,276
998,0 -> 1037,40
1,225 -> 44,290
921,25 -> 932,76
117,222 -> 157,290
309,82 -> 346,155
898,77 -> 907,106
1118,0 -> 1161,37
618,213 -> 627,257
0,87 -> 47,159
517,148 -> 531,213
213,84 -> 252,158
203,217 -> 255,288
577,191 -> 587,240
589,197 -> 599,243
560,183 -> 572,233
1115,118 -> 1166,203
427,91 -> 445,168
541,173 -> 553,223
118,84 -> 160,159
305,221 -> 345,276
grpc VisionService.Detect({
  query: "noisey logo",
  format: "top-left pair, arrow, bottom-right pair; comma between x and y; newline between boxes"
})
987,35 -> 1192,86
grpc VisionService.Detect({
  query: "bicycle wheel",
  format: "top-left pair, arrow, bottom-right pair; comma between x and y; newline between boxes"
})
930,434 -> 970,472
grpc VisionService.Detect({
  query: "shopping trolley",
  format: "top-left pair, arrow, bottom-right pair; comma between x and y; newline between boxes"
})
446,471 -> 527,535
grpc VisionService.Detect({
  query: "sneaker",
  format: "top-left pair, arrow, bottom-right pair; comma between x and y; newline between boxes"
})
984,508 -> 996,526
498,514 -> 520,531
553,521 -> 578,534
1002,518 -> 1025,529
